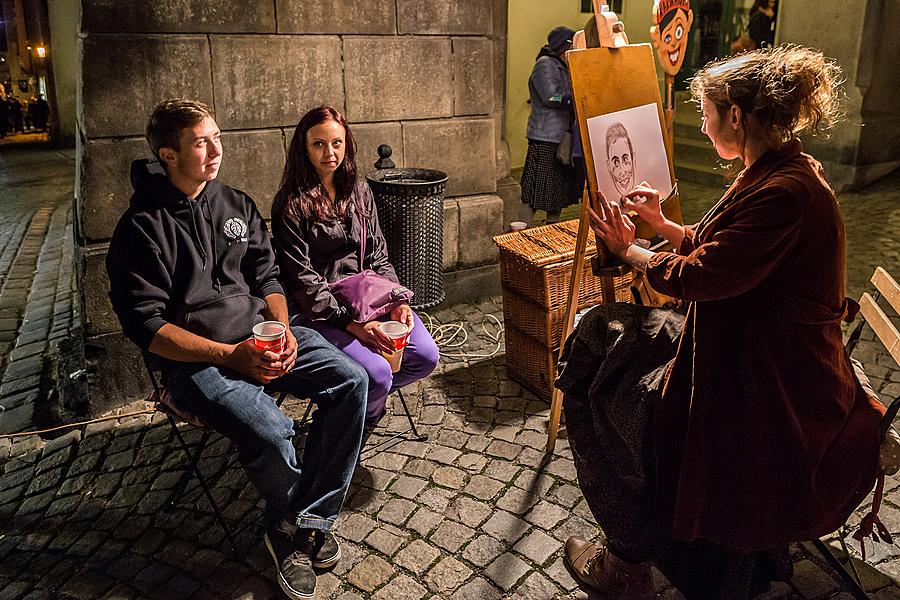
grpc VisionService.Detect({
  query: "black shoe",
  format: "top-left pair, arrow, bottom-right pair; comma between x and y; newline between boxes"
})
296,528 -> 341,569
265,525 -> 316,599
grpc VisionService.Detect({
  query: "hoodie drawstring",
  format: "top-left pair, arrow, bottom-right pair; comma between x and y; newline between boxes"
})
201,197 -> 221,292
186,198 -> 208,272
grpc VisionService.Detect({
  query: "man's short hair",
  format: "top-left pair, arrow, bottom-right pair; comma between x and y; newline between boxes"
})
146,98 -> 214,161
605,122 -> 634,160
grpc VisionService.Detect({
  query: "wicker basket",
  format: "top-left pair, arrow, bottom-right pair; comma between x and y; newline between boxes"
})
494,220 -> 630,308
505,324 -> 558,402
502,282 -> 631,348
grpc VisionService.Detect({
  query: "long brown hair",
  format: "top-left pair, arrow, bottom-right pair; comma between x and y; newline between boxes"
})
275,105 -> 359,223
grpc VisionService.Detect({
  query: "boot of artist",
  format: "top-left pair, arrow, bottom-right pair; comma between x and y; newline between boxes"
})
564,535 -> 654,599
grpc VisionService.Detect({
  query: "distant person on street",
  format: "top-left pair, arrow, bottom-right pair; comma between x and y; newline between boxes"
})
33,95 -> 49,131
520,25 -> 583,225
748,0 -> 776,49
9,98 -> 23,133
106,98 -> 367,600
0,96 -> 8,138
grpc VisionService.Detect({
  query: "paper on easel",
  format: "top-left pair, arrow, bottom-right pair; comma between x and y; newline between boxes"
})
586,103 -> 674,207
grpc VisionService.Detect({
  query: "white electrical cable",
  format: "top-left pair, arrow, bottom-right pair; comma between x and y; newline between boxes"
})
420,311 -> 505,360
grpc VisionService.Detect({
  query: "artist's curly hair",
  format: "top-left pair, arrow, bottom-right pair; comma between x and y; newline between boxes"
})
690,45 -> 844,146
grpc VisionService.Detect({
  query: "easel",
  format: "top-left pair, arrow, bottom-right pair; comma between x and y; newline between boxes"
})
544,3 -> 682,453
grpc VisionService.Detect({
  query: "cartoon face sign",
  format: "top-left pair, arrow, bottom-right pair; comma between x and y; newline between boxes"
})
651,0 -> 694,76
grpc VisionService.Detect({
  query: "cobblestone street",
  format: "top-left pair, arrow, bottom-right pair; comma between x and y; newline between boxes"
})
0,146 -> 899,599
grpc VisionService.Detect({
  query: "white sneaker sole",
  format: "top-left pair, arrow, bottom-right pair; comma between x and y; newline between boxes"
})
312,544 -> 341,569
265,534 -> 316,600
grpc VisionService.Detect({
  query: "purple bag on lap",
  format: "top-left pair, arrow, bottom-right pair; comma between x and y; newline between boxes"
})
328,204 -> 413,323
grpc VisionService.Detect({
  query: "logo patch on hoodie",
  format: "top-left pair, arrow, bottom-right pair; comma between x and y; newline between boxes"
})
223,218 -> 248,243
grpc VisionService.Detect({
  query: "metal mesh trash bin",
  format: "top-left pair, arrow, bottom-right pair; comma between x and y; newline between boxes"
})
366,168 -> 449,310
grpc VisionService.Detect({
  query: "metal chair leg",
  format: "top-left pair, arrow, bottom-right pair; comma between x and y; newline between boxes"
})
360,389 -> 427,460
166,414 -> 239,555
396,389 -> 428,441
811,538 -> 870,600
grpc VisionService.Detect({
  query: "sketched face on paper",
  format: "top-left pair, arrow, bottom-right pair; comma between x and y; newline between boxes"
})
605,123 -> 635,199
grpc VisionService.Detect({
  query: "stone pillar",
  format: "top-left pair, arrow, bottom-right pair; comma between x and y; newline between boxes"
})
778,0 -> 900,189
77,0 -> 510,413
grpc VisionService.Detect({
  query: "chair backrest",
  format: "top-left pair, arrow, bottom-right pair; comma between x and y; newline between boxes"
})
859,268 -> 900,366
852,267 -> 900,438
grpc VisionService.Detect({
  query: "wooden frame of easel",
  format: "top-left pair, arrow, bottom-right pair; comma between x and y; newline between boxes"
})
544,25 -> 682,453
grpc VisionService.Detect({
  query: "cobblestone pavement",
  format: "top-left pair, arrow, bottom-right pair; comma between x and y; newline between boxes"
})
0,148 -> 899,600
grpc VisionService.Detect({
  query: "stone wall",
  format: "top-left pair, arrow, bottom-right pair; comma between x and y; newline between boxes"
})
77,0 -> 514,412
778,0 -> 900,189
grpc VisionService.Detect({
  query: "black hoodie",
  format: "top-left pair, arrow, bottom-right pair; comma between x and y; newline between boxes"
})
106,160 -> 283,351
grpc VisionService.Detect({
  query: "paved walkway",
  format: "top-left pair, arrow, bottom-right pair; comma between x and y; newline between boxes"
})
0,147 -> 899,600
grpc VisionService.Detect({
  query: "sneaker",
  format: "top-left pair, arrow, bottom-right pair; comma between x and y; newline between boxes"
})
296,527 -> 341,569
265,525 -> 316,599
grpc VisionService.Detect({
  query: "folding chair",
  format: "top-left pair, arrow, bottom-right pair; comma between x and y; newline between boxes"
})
143,357 -> 287,554
296,387 -> 427,460
810,267 -> 900,600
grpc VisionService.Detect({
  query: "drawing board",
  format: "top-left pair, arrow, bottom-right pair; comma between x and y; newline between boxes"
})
567,44 -> 682,246
586,103 -> 673,207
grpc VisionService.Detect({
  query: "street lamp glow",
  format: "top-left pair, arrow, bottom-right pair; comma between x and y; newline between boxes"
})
36,46 -> 46,58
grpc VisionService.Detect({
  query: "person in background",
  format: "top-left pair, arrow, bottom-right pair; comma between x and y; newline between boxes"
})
107,98 -> 367,600
520,26 -> 582,226
748,0 -> 776,49
561,46 -> 884,599
271,105 -> 439,443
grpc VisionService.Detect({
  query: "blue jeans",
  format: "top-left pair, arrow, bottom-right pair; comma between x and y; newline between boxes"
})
162,326 -> 367,530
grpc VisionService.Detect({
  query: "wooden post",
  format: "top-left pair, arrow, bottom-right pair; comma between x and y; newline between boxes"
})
546,188 -> 591,453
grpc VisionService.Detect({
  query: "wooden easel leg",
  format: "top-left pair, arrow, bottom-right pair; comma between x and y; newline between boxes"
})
546,188 -> 592,454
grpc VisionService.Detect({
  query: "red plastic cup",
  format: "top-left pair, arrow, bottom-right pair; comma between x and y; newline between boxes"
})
378,321 -> 410,373
252,321 -> 286,354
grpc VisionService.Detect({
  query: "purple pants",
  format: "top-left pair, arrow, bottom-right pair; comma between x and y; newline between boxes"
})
306,311 -> 439,423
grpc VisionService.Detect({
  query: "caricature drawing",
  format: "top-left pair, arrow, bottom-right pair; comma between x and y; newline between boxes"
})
587,103 -> 673,207
605,123 -> 635,202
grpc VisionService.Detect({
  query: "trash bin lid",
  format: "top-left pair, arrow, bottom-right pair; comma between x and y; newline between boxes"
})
366,168 -> 448,187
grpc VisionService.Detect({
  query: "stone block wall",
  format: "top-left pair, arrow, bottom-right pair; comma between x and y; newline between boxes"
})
77,0 -> 513,410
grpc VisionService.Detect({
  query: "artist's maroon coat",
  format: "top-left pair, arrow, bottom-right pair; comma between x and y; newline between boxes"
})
645,140 -> 884,550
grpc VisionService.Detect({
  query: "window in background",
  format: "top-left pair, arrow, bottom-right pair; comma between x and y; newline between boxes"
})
582,0 -> 623,12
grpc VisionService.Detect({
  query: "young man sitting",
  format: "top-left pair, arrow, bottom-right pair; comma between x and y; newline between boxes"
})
106,98 -> 368,600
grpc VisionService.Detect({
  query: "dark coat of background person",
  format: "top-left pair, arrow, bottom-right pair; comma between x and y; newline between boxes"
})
645,140 -> 884,550
271,180 -> 398,327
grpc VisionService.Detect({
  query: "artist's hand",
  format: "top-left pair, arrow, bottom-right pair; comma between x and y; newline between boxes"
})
588,190 -> 636,258
224,339 -> 284,384
622,181 -> 665,228
390,304 -> 414,332
346,320 -> 395,354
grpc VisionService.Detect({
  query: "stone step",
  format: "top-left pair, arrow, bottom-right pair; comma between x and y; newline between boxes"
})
675,159 -> 728,187
674,119 -> 707,142
674,136 -> 718,165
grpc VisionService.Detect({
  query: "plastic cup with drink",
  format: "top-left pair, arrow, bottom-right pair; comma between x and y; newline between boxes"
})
378,321 -> 410,373
252,321 -> 286,354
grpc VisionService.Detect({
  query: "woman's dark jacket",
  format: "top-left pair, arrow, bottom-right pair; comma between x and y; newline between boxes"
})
645,140 -> 884,549
526,46 -> 574,144
271,181 -> 398,327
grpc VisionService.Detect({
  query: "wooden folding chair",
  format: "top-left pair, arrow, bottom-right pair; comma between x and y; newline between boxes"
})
811,267 -> 900,600
143,357 -> 288,554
